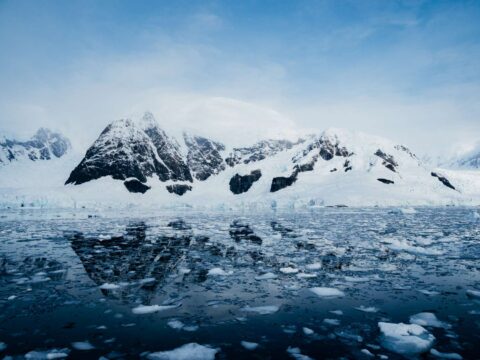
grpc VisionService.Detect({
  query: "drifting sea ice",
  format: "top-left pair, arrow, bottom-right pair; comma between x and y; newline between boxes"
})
280,267 -> 299,274
255,272 -> 277,280
240,341 -> 259,350
207,268 -> 232,276
241,305 -> 280,315
71,341 -> 95,350
132,304 -> 180,315
24,348 -> 70,359
409,312 -> 450,328
286,346 -> 313,360
99,283 -> 121,290
310,287 -> 345,298
430,348 -> 463,359
147,343 -> 219,360
355,305 -> 379,313
378,322 -> 435,355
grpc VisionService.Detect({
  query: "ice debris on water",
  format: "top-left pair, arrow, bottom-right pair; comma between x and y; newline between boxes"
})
241,305 -> 279,315
430,348 -> 463,359
378,322 -> 435,356
240,341 -> 259,350
132,304 -> 180,315
286,346 -> 313,360
466,289 -> 480,298
310,287 -> 345,298
355,305 -> 379,313
71,341 -> 95,350
323,318 -> 341,326
147,343 -> 219,360
207,267 -> 232,276
255,272 -> 277,280
99,283 -> 121,290
280,267 -> 299,274
24,348 -> 70,359
409,312 -> 450,329
302,327 -> 314,335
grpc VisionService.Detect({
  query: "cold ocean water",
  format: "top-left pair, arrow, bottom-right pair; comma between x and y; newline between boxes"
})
0,207 -> 479,359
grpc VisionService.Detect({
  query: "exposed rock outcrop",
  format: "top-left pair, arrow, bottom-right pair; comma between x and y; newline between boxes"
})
229,170 -> 262,194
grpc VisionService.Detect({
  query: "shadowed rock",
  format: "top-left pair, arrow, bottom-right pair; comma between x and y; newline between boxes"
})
431,172 -> 456,190
166,184 -> 192,196
229,170 -> 262,194
377,178 -> 394,184
124,178 -> 151,193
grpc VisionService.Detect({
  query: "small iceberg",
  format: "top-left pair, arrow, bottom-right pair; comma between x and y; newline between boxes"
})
241,305 -> 279,315
409,312 -> 449,329
378,322 -> 435,356
132,304 -> 179,315
240,341 -> 259,350
310,287 -> 345,298
147,343 -> 219,360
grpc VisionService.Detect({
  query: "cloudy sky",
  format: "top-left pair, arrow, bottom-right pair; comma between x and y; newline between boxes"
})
0,0 -> 479,156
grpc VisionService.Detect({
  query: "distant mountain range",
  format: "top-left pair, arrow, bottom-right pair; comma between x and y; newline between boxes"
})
0,128 -> 70,166
1,113 -> 478,208
64,112 -> 463,202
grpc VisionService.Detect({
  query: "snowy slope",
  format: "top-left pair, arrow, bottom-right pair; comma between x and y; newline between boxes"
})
1,113 -> 480,209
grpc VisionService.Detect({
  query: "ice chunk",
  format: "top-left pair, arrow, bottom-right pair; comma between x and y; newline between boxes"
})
305,262 -> 321,270
310,287 -> 345,298
378,322 -> 435,355
255,272 -> 277,280
147,343 -> 219,360
296,273 -> 317,278
409,312 -> 449,328
240,341 -> 259,350
71,341 -> 95,350
430,349 -> 463,359
361,349 -> 375,357
132,304 -> 179,315
24,348 -> 70,359
400,207 -> 417,214
419,289 -> 440,296
286,346 -> 313,360
323,318 -> 340,326
330,310 -> 343,316
302,327 -> 314,335
241,305 -> 279,315
167,319 -> 185,330
280,267 -> 299,274
207,268 -> 232,276
99,283 -> 121,290
466,289 -> 480,298
355,305 -> 379,313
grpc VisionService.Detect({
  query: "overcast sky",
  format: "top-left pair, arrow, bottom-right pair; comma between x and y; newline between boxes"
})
0,0 -> 479,156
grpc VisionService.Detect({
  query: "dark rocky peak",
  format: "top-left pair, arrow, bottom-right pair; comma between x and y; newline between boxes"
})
66,119 -> 162,185
431,172 -> 456,190
293,133 -> 352,164
394,145 -> 418,160
137,112 -> 192,182
184,133 -> 226,181
0,127 -> 70,165
225,139 -> 302,167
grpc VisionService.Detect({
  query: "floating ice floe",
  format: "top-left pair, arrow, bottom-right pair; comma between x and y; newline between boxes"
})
310,287 -> 345,298
344,276 -> 371,283
132,304 -> 180,315
472,211 -> 480,220
280,267 -> 299,274
430,348 -> 463,359
419,289 -> 440,296
167,319 -> 198,332
383,238 -> 444,256
302,327 -> 314,335
305,262 -> 321,270
147,343 -> 219,360
378,322 -> 435,356
24,348 -> 70,359
241,305 -> 279,315
323,318 -> 340,326
240,341 -> 259,350
466,289 -> 480,298
330,310 -> 343,316
297,273 -> 317,278
400,207 -> 417,214
355,305 -> 379,313
71,341 -> 95,350
99,283 -> 121,290
409,312 -> 450,329
361,348 -> 375,357
207,267 -> 232,276
286,346 -> 313,360
255,272 -> 277,280
7,295 -> 16,300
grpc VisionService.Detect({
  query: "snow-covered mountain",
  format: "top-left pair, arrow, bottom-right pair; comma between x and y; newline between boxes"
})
1,112 -> 479,208
0,128 -> 70,166
55,112 -> 480,207
449,145 -> 480,169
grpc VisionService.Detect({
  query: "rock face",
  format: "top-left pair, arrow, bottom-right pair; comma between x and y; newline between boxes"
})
375,149 -> 398,172
124,178 -> 151,193
229,170 -> 262,194
166,184 -> 192,196
270,173 -> 298,193
0,128 -> 70,166
225,139 -> 301,167
66,114 -> 194,185
184,134 -> 225,181
377,178 -> 394,184
431,172 -> 456,190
